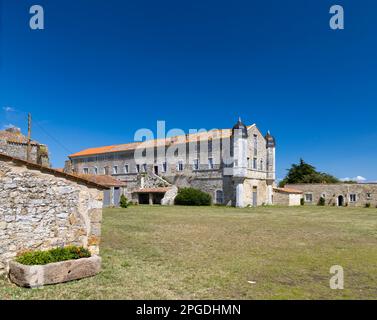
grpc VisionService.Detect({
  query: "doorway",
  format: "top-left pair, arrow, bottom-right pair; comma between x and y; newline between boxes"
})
252,187 -> 257,207
154,165 -> 159,175
138,193 -> 149,204
338,195 -> 344,206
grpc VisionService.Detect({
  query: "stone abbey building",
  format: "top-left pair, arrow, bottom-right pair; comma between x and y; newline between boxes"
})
65,119 -> 276,207
0,126 -> 50,166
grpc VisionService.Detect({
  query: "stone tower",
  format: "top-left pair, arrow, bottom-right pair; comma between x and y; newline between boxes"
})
265,130 -> 276,204
231,118 -> 248,207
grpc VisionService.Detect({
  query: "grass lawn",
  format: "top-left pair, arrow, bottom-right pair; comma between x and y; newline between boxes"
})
1,205 -> 376,299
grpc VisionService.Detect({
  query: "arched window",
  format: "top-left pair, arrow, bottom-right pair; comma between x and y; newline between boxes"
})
216,190 -> 224,205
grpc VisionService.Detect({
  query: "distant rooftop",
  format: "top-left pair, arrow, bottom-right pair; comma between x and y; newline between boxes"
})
69,124 -> 256,158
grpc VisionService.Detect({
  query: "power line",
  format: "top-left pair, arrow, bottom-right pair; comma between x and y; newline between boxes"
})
9,108 -> 74,155
33,120 -> 73,154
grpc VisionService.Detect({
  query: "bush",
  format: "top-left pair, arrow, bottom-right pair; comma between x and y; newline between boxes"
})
16,246 -> 91,266
300,198 -> 305,206
174,187 -> 212,206
120,194 -> 130,208
365,203 -> 371,208
318,197 -> 326,206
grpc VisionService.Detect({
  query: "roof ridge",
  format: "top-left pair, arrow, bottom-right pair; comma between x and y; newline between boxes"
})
0,152 -> 107,189
69,124 -> 256,158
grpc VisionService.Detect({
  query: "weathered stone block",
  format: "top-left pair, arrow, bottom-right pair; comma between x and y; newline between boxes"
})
89,208 -> 102,223
8,255 -> 101,288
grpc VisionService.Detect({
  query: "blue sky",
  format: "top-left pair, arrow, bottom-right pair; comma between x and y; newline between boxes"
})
0,0 -> 376,181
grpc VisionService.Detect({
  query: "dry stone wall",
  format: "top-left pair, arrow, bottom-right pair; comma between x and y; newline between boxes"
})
0,159 -> 103,275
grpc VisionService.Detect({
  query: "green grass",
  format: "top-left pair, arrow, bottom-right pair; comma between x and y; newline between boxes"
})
1,205 -> 376,299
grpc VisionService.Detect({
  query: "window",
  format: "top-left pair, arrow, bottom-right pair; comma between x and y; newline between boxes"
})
113,166 -> 118,174
349,194 -> 357,202
162,162 -> 167,173
208,158 -> 214,169
142,164 -> 147,172
253,134 -> 258,156
83,168 -> 89,174
208,139 -> 213,153
305,193 -> 313,202
124,164 -> 129,174
253,158 -> 257,170
216,190 -> 224,204
103,167 -> 109,175
366,193 -> 372,199
193,159 -> 199,170
136,164 -> 140,173
259,159 -> 263,171
93,167 -> 98,175
178,160 -> 184,171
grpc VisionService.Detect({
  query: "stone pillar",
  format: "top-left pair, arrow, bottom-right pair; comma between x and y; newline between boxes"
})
110,187 -> 114,206
267,184 -> 273,205
149,193 -> 153,205
236,182 -> 244,208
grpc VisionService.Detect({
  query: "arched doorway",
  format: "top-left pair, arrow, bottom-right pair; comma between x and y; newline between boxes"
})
338,195 -> 344,207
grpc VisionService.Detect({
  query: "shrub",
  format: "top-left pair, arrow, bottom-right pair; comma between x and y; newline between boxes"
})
365,203 -> 371,208
120,194 -> 130,208
300,198 -> 305,206
174,187 -> 212,206
318,197 -> 326,206
16,246 -> 91,266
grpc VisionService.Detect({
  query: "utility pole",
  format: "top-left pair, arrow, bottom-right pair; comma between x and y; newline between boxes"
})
27,113 -> 32,162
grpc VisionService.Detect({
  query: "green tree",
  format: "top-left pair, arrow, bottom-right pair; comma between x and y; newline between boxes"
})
119,194 -> 130,208
279,159 -> 339,187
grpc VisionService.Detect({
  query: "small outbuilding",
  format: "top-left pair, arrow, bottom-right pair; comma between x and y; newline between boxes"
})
76,174 -> 127,207
273,187 -> 303,206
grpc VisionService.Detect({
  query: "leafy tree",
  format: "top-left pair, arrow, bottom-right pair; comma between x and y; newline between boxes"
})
279,159 -> 339,187
120,194 -> 130,208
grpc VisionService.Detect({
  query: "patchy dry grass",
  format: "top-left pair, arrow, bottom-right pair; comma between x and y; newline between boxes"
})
1,205 -> 376,299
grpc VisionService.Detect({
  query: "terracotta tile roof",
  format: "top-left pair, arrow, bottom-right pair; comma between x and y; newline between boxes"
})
0,152 -> 108,190
0,130 -> 40,145
133,187 -> 171,193
69,124 -> 256,158
74,174 -> 126,187
274,187 -> 303,194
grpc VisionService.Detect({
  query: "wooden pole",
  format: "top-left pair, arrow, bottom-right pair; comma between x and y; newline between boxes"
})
27,113 -> 31,161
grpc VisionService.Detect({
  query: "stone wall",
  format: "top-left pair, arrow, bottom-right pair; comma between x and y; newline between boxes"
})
0,133 -> 50,167
273,191 -> 302,206
0,158 -> 103,275
286,184 -> 377,207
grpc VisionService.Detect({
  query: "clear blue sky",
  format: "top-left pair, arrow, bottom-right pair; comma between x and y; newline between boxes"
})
1,0 -> 376,181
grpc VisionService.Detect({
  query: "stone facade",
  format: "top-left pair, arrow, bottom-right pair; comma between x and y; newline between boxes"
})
0,127 -> 50,166
273,188 -> 302,206
0,154 -> 105,275
285,183 -> 377,207
65,120 -> 276,207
